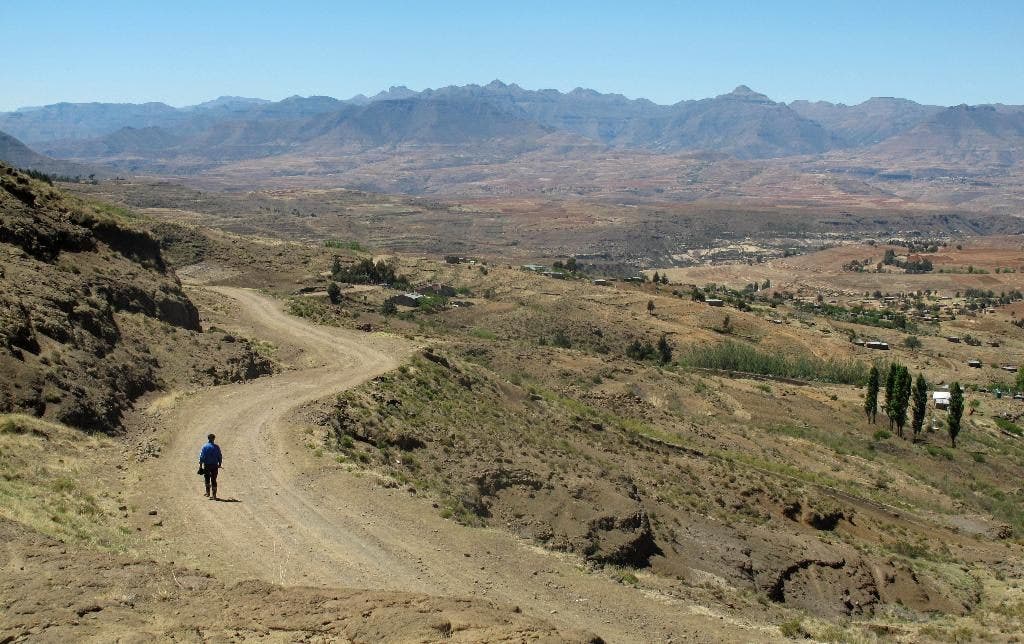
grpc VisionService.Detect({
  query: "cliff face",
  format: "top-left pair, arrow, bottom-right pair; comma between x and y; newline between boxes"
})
0,164 -> 269,431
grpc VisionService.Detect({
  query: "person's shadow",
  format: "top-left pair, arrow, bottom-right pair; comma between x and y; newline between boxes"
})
213,497 -> 242,503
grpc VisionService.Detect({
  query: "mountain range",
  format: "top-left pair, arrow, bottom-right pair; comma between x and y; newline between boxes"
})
1,81 -> 1023,210
0,130 -> 94,178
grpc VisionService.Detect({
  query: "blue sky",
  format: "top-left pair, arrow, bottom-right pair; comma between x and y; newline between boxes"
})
1,1 -> 1021,110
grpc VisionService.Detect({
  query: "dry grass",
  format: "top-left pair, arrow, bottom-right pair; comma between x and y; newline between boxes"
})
0,414 -> 132,550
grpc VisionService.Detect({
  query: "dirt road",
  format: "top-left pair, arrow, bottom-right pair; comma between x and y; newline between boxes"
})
135,287 -> 774,642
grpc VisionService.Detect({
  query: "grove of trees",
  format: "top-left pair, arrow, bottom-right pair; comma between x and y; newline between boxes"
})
868,363 -> 961,445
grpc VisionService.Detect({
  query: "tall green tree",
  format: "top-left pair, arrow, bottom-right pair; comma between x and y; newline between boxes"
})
948,382 -> 964,447
884,363 -> 900,430
657,334 -> 673,365
864,365 -> 880,423
911,373 -> 928,440
893,366 -> 913,437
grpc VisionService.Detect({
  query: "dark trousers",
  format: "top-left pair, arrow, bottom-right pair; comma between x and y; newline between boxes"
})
203,465 -> 219,494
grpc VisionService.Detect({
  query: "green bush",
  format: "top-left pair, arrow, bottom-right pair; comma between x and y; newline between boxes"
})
470,328 -> 496,340
926,445 -> 954,460
626,339 -> 655,360
614,570 -> 639,586
779,618 -> 806,639
995,418 -> 1023,435
892,540 -> 931,559
551,330 -> 572,348
333,257 -> 408,288
324,239 -> 364,251
679,340 -> 870,385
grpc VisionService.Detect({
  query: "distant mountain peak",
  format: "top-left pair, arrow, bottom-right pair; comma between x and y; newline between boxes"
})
484,79 -> 508,90
370,85 -> 419,101
188,96 -> 270,110
949,103 -> 996,113
718,85 -> 773,103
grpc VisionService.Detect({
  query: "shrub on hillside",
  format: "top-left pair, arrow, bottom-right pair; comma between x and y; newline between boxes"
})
332,258 -> 409,288
679,340 -> 870,384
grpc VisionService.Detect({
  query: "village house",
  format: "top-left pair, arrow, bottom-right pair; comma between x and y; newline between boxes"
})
390,292 -> 426,307
417,283 -> 457,297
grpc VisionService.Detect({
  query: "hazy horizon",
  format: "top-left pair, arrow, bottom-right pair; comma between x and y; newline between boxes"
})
4,79 -> 1007,113
5,79 -> 1019,114
1,1 -> 1022,112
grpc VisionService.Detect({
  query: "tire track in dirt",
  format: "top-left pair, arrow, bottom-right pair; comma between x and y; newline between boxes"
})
135,287 -> 775,643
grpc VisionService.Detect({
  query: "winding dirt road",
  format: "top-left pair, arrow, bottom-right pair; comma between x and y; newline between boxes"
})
134,287 -> 772,642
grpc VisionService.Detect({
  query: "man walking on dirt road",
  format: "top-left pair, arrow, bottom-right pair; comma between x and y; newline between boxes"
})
199,434 -> 223,500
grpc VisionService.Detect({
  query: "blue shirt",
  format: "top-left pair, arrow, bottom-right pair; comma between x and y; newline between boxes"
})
199,442 -> 222,466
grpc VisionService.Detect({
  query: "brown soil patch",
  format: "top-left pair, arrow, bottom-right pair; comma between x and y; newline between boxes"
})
0,519 -> 595,643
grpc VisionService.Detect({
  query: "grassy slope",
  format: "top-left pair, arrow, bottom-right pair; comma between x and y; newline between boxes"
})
0,414 -> 133,550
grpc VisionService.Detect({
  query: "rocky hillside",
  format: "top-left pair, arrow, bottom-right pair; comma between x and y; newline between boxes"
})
0,163 -> 272,432
789,97 -> 945,147
862,104 -> 1024,168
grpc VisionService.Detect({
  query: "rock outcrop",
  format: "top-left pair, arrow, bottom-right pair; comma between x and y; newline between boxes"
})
0,164 -> 271,431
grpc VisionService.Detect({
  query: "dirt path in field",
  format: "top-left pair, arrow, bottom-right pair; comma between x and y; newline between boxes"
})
134,287 -> 774,643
